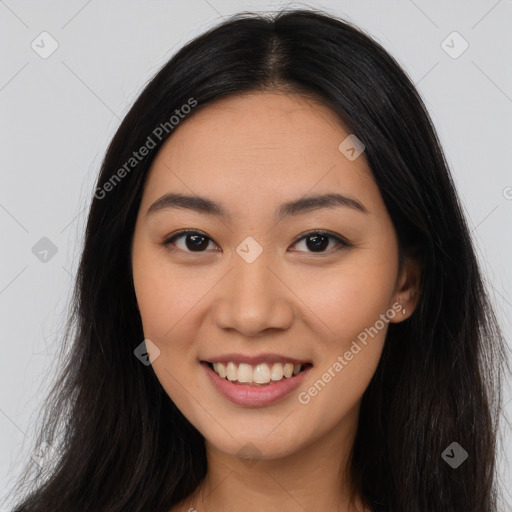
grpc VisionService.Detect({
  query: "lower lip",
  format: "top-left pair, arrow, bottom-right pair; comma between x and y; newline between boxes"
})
202,362 -> 311,408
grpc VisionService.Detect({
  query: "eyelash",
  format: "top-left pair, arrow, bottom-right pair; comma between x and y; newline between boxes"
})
162,229 -> 350,255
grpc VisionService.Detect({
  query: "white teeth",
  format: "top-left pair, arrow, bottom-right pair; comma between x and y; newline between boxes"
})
226,361 -> 237,381
283,363 -> 293,378
213,362 -> 228,378
253,364 -> 271,384
237,363 -> 252,383
217,362 -> 227,378
271,362 -> 284,381
211,361 -> 306,385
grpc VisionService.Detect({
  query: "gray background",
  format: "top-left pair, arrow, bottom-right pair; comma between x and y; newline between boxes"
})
1,0 -> 511,509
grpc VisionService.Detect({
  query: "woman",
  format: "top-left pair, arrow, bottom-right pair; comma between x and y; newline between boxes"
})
7,8 -> 507,512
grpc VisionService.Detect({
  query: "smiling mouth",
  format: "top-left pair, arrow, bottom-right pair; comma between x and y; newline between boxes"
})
204,361 -> 313,387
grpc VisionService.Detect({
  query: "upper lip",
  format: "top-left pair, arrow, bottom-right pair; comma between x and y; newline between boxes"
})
202,353 -> 312,365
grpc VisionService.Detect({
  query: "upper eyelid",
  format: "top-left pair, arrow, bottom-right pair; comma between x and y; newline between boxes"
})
164,229 -> 348,250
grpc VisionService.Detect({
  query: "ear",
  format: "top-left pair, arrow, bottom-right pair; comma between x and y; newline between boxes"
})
389,248 -> 422,323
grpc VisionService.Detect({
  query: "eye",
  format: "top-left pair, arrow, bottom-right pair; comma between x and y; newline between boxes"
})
291,230 -> 349,253
163,229 -> 349,254
163,230 -> 218,252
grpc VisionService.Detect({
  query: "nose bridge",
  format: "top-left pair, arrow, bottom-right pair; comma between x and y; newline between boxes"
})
213,244 -> 294,335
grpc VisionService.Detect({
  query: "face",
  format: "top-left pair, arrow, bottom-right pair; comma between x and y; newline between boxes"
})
131,91 -> 418,462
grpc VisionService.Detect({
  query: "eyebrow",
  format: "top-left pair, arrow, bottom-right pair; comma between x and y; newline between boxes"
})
146,192 -> 369,220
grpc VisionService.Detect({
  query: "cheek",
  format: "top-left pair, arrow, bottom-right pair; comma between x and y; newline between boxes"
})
294,268 -> 395,427
295,254 -> 398,343
297,248 -> 398,417
132,252 -> 204,417
132,245 -> 205,342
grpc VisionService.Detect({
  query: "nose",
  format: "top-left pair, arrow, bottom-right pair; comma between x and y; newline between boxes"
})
212,252 -> 295,337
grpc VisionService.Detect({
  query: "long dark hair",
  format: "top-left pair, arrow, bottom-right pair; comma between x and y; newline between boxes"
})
6,8 -> 507,512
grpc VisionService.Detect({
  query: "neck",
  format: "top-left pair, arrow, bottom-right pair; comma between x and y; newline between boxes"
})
177,405 -> 369,512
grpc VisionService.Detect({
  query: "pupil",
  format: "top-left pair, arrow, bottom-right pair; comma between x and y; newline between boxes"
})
307,234 -> 328,252
182,233 -> 329,252
186,234 -> 209,251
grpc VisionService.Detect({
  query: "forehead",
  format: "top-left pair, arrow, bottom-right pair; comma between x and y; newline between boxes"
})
141,92 -> 377,214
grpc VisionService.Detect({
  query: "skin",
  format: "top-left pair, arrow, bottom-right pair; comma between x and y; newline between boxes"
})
131,91 -> 421,512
